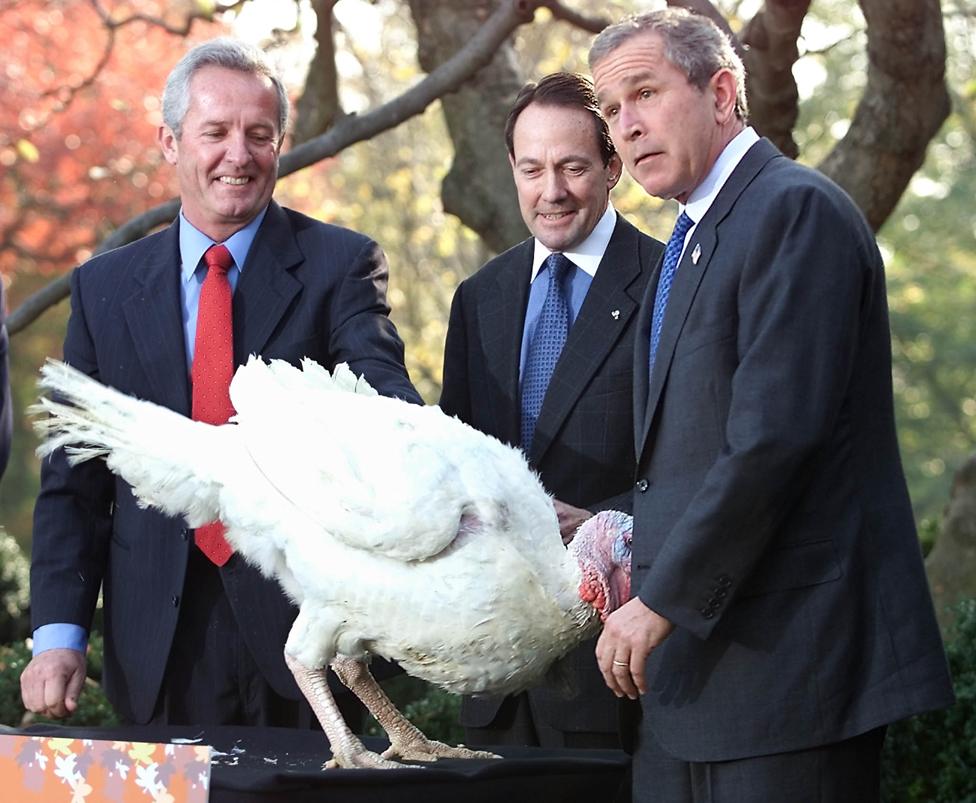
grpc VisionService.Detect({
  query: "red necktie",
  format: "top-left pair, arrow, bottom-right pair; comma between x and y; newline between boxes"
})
191,244 -> 235,566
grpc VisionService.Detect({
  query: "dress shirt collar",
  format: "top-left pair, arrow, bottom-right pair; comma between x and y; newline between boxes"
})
530,202 -> 617,281
680,127 -> 760,226
178,205 -> 269,283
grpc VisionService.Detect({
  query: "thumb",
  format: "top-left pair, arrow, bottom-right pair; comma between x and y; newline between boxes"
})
64,669 -> 86,713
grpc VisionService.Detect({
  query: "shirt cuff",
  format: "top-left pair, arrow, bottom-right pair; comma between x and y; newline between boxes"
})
32,623 -> 88,656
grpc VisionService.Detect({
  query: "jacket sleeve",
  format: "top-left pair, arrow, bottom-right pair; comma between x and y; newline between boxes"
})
328,237 -> 423,405
30,267 -> 115,633
438,281 -> 472,424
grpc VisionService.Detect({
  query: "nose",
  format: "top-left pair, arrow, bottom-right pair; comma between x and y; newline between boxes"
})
541,169 -> 568,202
617,104 -> 644,141
224,130 -> 252,165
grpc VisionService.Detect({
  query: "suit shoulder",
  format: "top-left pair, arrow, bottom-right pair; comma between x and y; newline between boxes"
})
458,238 -> 533,292
75,228 -> 174,283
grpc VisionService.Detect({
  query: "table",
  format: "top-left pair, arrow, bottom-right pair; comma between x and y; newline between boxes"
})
10,723 -> 631,802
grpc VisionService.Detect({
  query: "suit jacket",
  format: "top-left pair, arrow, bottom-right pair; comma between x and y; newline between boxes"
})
440,213 -> 663,733
630,138 -> 953,763
30,201 -> 420,724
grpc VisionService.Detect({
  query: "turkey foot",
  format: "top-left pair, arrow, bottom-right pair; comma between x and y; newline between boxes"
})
285,653 -> 414,770
331,655 -> 500,763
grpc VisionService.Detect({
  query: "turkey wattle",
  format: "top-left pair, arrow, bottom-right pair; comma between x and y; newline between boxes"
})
33,357 -> 633,769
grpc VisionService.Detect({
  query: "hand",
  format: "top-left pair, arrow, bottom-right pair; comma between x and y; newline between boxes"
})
596,597 -> 674,699
552,499 -> 592,544
20,648 -> 87,719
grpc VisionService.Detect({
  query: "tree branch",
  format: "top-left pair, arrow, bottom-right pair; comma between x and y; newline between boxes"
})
539,1 -> 610,33
8,0 -> 539,335
818,0 -> 949,230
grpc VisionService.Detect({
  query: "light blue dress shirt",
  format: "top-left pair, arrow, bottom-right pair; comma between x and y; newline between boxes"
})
32,207 -> 268,657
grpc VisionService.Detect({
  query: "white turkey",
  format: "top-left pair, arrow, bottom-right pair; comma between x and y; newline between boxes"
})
33,356 -> 633,769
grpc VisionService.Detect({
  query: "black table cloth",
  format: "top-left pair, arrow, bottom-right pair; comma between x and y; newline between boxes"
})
9,723 -> 630,802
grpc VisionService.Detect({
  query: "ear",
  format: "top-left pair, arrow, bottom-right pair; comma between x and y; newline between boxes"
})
158,125 -> 179,166
710,68 -> 739,124
606,153 -> 623,190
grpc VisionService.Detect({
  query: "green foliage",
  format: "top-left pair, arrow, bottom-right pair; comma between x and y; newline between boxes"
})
0,527 -> 30,644
881,599 -> 976,803
0,633 -> 118,728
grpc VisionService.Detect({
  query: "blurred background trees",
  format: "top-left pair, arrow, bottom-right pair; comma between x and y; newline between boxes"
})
0,0 -> 974,780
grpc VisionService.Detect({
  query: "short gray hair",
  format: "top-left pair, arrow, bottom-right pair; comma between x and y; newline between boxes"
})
162,37 -> 289,139
589,8 -> 748,121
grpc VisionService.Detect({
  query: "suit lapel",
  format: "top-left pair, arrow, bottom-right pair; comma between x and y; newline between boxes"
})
122,222 -> 191,415
637,138 -> 782,453
232,202 -> 303,364
531,216 -> 646,465
476,243 -> 531,446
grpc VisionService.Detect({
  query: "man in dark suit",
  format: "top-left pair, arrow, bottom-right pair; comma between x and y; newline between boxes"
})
440,72 -> 663,749
589,10 -> 954,801
21,38 -> 420,728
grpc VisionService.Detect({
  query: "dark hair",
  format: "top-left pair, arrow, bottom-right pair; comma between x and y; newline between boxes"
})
589,8 -> 748,121
504,72 -> 616,166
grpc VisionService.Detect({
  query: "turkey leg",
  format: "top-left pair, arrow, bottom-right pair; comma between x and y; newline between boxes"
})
330,655 -> 499,763
284,652 -> 407,769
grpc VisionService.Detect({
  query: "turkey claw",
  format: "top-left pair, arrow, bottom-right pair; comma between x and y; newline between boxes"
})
383,739 -> 500,763
325,749 -> 419,770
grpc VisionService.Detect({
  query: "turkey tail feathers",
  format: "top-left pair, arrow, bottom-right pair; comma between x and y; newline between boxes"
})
32,359 -> 226,527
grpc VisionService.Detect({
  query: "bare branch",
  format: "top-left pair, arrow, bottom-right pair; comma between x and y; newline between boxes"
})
539,1 -> 610,33
8,0 -> 539,335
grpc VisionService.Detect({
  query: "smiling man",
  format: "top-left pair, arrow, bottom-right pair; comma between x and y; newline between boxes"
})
22,38 -> 420,730
440,72 -> 663,750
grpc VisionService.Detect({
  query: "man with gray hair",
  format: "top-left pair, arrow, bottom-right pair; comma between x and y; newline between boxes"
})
22,37 -> 420,729
589,9 -> 953,801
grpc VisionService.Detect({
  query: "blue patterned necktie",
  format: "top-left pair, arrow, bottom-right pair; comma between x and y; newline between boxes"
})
521,252 -> 573,450
648,211 -> 694,376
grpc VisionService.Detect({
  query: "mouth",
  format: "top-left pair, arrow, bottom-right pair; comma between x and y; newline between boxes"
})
538,210 -> 575,222
633,151 -> 662,168
218,176 -> 251,186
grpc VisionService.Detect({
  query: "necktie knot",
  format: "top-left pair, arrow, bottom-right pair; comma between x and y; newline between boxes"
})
544,252 -> 572,284
204,244 -> 234,275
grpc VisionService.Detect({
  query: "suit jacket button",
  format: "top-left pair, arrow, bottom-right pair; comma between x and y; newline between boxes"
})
635,479 -> 649,492
172,595 -> 180,607
702,610 -> 715,619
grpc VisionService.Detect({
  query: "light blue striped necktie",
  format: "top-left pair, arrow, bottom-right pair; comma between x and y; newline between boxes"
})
521,252 -> 573,450
649,211 -> 693,376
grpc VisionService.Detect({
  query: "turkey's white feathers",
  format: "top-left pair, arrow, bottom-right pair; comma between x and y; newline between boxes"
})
34,357 -> 603,697
34,360 -> 231,527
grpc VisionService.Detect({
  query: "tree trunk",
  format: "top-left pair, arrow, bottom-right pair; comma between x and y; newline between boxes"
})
927,454 -> 976,632
818,0 -> 949,231
407,0 -> 528,254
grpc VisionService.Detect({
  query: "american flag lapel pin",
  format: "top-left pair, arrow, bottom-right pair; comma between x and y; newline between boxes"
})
692,243 -> 702,264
